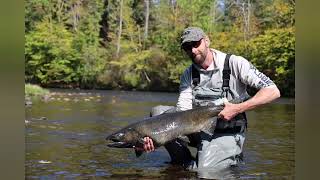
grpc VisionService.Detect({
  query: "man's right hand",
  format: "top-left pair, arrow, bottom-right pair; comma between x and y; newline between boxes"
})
134,137 -> 155,153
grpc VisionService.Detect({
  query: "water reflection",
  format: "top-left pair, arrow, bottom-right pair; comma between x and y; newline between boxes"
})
26,90 -> 294,179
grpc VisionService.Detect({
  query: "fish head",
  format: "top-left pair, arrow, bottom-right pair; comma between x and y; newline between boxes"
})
106,127 -> 143,148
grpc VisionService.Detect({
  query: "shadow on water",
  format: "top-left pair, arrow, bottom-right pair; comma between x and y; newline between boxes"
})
25,90 -> 294,179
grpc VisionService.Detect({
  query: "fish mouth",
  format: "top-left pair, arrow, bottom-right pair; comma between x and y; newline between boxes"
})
106,136 -> 133,148
109,137 -> 120,142
105,134 -> 121,142
106,141 -> 133,148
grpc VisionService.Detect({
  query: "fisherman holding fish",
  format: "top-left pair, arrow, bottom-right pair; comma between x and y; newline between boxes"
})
137,27 -> 280,172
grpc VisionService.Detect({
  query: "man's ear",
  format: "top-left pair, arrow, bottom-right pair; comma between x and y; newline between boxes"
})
204,37 -> 210,47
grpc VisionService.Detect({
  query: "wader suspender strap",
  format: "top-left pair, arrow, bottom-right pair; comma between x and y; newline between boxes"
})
192,54 -> 232,89
222,54 -> 248,132
192,64 -> 200,87
222,54 -> 232,98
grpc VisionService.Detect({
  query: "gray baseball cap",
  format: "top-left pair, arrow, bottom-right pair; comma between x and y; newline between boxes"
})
180,27 -> 206,45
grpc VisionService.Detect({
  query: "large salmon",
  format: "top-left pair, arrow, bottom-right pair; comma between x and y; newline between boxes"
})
105,95 -> 251,157
106,103 -> 225,154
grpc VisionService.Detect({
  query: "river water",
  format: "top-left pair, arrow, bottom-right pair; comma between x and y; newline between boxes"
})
25,89 -> 294,179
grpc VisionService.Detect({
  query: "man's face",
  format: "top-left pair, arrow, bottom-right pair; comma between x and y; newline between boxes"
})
182,38 -> 208,65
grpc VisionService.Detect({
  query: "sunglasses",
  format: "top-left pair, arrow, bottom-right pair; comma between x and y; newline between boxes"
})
182,39 -> 203,51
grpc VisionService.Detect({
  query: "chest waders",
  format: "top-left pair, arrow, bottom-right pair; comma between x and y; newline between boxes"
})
191,54 -> 247,134
149,54 -> 248,169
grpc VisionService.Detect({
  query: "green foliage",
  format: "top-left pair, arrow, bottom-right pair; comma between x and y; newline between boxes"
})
264,0 -> 295,28
25,0 -> 50,32
110,49 -> 152,88
107,47 -> 174,90
246,27 -> 295,97
25,20 -> 80,85
72,1 -> 106,88
25,0 -> 295,96
25,0 -> 106,88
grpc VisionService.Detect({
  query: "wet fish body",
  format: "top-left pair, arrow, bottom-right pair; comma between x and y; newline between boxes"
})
106,105 -> 224,150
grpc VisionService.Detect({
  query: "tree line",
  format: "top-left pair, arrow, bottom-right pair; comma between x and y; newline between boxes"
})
25,0 -> 295,97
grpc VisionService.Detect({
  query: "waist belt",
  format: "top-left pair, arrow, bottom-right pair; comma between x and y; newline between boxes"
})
215,112 -> 247,133
214,126 -> 245,134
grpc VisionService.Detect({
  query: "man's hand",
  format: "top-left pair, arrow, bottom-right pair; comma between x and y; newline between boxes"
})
218,86 -> 280,121
218,101 -> 242,121
133,137 -> 155,153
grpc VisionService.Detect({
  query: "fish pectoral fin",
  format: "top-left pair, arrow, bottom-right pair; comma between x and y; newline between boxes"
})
137,138 -> 145,145
177,135 -> 190,144
135,149 -> 144,157
133,138 -> 145,158
201,129 -> 213,136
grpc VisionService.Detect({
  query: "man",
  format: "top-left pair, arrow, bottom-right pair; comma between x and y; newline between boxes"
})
136,27 -> 280,171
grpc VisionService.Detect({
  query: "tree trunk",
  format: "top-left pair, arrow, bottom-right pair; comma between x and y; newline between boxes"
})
116,0 -> 123,58
71,1 -> 81,32
144,0 -> 150,49
236,0 -> 251,41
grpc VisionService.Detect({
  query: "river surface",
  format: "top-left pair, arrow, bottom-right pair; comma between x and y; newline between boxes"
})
25,89 -> 294,179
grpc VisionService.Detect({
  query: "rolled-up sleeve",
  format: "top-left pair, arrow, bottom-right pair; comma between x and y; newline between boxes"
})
176,67 -> 193,111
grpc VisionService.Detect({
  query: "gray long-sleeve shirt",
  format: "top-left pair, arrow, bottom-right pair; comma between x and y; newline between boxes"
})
177,49 -> 276,111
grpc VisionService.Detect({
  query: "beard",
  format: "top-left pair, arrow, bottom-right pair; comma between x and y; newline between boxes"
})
191,48 -> 208,66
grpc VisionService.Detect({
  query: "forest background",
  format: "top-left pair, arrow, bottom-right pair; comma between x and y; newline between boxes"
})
25,0 -> 295,97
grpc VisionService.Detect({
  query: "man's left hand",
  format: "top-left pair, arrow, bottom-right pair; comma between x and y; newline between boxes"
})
218,102 -> 242,121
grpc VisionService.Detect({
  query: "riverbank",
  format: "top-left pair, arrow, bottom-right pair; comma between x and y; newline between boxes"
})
25,84 -> 51,106
25,84 -> 50,96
